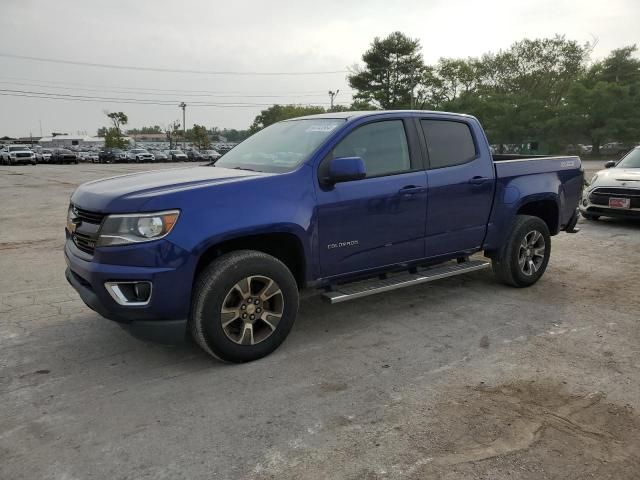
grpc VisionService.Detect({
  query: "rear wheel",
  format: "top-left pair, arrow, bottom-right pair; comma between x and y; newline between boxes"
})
491,215 -> 551,288
190,250 -> 299,362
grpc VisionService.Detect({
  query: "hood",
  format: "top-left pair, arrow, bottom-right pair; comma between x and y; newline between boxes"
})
71,166 -> 269,212
591,167 -> 640,188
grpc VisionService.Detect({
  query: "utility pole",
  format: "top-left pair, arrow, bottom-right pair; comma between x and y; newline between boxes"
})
328,90 -> 339,110
179,102 -> 187,150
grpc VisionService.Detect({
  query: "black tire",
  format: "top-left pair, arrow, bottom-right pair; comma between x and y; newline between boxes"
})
491,215 -> 551,288
190,250 -> 299,363
582,213 -> 599,220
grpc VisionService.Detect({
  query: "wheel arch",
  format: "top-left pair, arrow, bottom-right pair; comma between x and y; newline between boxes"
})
193,232 -> 307,289
516,196 -> 560,235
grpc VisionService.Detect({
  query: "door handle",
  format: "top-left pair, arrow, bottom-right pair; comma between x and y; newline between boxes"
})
398,185 -> 425,195
468,176 -> 490,185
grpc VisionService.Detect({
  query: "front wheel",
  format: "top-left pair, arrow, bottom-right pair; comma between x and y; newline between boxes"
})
491,215 -> 551,288
190,250 -> 299,363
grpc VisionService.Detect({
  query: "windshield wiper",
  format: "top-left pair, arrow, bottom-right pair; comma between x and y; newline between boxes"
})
231,166 -> 260,172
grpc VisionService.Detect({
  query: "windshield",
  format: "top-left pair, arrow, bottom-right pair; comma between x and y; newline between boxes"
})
215,118 -> 345,173
617,148 -> 640,168
9,146 -> 28,151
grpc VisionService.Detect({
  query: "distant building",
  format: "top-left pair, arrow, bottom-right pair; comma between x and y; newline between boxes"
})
38,134 -> 111,148
130,133 -> 167,143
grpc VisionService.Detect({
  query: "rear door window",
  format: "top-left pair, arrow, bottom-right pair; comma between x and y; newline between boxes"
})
420,120 -> 477,169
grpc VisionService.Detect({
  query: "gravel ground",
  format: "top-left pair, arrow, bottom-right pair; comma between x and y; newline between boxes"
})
1,161 -> 639,479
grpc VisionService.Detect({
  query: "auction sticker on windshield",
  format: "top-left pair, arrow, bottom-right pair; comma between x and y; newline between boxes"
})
306,124 -> 339,133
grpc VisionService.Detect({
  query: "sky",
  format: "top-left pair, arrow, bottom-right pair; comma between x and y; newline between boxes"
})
0,0 -> 638,137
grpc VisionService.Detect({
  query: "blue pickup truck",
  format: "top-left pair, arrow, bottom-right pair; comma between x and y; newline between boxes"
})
65,110 -> 583,362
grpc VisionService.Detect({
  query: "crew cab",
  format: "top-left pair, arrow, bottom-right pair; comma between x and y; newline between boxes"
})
64,111 -> 583,362
1,145 -> 36,165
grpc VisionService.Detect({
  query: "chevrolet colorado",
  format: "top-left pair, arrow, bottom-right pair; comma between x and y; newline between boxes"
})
65,111 -> 583,362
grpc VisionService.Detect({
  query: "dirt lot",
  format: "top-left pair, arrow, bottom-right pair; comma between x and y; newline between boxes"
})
1,161 -> 639,479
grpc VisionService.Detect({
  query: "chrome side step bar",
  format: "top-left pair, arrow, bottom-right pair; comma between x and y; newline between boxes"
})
322,260 -> 491,304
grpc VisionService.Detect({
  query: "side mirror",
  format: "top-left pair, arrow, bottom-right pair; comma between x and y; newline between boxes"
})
604,160 -> 616,169
327,157 -> 366,184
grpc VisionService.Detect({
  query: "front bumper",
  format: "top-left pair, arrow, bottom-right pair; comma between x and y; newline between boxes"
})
580,190 -> 640,219
64,240 -> 192,343
580,205 -> 640,219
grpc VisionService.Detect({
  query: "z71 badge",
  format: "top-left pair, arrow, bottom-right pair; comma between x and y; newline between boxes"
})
327,240 -> 359,250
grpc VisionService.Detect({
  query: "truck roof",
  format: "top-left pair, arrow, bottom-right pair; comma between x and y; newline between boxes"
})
290,110 -> 475,122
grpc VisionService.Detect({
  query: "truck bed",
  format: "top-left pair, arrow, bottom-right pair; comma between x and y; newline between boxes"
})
480,154 -> 584,251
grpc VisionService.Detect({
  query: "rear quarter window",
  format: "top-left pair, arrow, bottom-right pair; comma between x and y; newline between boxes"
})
420,120 -> 477,169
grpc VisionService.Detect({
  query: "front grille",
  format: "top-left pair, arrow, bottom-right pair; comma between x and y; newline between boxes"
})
70,205 -> 104,255
73,231 -> 97,255
73,206 -> 105,224
16,152 -> 31,158
591,187 -> 640,197
589,187 -> 640,208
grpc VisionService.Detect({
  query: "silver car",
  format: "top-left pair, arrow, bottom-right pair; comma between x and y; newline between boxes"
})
580,147 -> 640,220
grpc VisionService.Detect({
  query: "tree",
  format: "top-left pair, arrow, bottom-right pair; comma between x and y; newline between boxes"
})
102,111 -> 129,148
163,120 -> 181,149
560,47 -> 640,155
104,128 -> 128,149
415,36 -> 591,152
249,104 -> 325,133
348,32 -> 425,109
126,125 -> 162,135
217,128 -> 251,142
188,124 -> 211,150
106,112 -> 128,132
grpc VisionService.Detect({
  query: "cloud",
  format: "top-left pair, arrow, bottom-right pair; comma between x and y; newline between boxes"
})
0,0 -> 638,136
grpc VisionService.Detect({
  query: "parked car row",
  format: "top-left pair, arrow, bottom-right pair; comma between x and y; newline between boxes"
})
94,148 -> 221,164
0,144 -> 224,166
0,145 -> 82,165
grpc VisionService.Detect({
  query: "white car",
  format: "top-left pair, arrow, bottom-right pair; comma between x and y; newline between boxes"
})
127,148 -> 155,162
580,147 -> 640,221
201,149 -> 222,161
166,149 -> 188,161
1,145 -> 36,165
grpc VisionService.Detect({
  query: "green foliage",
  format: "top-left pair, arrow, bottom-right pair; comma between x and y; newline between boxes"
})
349,33 -> 640,154
106,112 -> 128,131
163,120 -> 181,149
102,111 -> 129,148
348,31 -> 424,109
188,124 -> 211,150
104,127 -> 129,149
559,46 -> 640,154
249,104 -> 326,133
126,125 -> 162,135
216,128 -> 251,142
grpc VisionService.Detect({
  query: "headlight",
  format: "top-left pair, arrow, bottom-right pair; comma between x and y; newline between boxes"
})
96,210 -> 180,247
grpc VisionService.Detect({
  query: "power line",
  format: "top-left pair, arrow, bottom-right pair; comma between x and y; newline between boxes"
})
0,79 -> 353,99
0,52 -> 349,76
0,75 -> 354,96
0,89 -> 351,108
